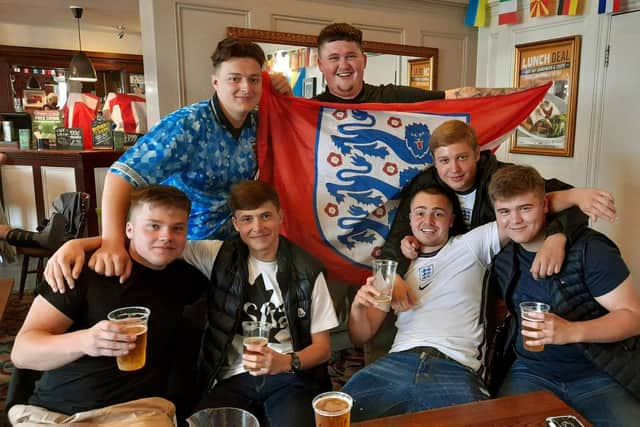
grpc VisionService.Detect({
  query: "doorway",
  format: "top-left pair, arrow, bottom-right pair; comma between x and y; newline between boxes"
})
594,10 -> 640,281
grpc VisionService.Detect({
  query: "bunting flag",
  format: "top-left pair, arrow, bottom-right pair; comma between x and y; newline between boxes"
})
557,0 -> 580,15
465,0 -> 487,27
257,74 -> 551,284
598,0 -> 620,14
530,0 -> 552,17
499,0 -> 519,25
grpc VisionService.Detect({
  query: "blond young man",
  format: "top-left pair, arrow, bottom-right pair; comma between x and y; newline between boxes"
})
489,165 -> 640,426
9,186 -> 208,426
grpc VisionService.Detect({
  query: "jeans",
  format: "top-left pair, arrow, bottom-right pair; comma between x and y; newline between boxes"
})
498,360 -> 640,427
342,349 -> 490,422
195,372 -> 320,427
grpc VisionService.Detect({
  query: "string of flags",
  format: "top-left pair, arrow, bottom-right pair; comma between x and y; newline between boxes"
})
12,66 -> 65,77
466,0 -> 621,27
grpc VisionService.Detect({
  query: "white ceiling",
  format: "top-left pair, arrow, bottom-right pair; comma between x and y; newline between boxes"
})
0,0 -> 141,34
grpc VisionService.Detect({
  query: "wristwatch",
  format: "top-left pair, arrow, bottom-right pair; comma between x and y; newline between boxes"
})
290,352 -> 301,372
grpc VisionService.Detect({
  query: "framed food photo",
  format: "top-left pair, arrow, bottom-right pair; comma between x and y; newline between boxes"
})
22,89 -> 46,108
510,36 -> 581,157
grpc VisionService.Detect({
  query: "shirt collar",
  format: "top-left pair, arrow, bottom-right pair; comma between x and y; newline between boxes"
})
209,94 -> 253,138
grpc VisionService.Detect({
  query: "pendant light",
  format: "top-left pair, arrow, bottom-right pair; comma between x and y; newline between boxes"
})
68,6 -> 97,82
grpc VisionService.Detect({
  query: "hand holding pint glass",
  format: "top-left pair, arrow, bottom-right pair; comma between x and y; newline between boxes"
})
520,301 -> 550,352
372,259 -> 398,311
107,306 -> 150,371
313,391 -> 353,427
242,320 -> 271,375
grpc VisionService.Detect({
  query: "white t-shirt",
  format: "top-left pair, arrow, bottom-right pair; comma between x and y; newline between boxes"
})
457,189 -> 477,228
182,240 -> 338,380
391,222 -> 500,372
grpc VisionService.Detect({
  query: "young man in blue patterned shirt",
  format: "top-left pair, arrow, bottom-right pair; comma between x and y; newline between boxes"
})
90,38 -> 289,282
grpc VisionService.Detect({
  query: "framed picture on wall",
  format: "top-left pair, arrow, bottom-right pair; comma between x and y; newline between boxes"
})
22,89 -> 46,108
408,58 -> 433,91
510,36 -> 581,157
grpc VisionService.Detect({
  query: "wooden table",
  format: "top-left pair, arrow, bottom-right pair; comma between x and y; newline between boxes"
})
352,390 -> 591,426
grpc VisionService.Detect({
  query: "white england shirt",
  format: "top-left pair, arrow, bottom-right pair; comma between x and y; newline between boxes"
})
391,222 -> 500,371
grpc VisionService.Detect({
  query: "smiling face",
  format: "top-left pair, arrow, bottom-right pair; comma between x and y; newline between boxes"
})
232,201 -> 282,261
432,141 -> 480,192
493,192 -> 548,249
212,57 -> 262,128
318,40 -> 367,99
125,203 -> 188,270
409,191 -> 455,252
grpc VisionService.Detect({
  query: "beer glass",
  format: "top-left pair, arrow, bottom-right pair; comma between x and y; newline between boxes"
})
313,391 -> 353,427
242,321 -> 271,351
107,306 -> 150,371
519,301 -> 550,352
372,259 -> 398,310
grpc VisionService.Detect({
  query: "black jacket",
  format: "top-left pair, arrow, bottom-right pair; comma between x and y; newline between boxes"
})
492,229 -> 640,399
382,150 -> 588,275
198,236 -> 331,392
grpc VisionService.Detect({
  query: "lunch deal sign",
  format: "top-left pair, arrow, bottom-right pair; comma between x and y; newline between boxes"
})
511,36 -> 582,157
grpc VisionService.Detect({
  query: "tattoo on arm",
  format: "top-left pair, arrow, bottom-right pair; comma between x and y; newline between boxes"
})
448,86 -> 523,99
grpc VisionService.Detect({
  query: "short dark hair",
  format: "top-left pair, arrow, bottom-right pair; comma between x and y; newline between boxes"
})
229,180 -> 280,213
429,120 -> 478,153
409,185 -> 467,237
210,37 -> 266,72
130,185 -> 191,216
488,165 -> 546,203
317,23 -> 363,50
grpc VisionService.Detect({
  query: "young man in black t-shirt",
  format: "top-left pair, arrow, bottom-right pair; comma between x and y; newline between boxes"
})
9,185 -> 208,426
314,23 -> 521,104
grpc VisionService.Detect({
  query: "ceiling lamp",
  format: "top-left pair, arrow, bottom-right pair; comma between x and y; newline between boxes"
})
68,6 -> 97,82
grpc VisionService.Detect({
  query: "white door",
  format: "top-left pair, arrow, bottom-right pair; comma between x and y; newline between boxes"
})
594,11 -> 640,282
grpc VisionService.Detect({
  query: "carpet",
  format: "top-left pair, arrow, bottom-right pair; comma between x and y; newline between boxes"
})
0,292 -> 33,426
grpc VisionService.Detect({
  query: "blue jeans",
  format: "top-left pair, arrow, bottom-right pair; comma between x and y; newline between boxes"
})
498,360 -> 640,427
342,349 -> 490,422
196,372 -> 322,427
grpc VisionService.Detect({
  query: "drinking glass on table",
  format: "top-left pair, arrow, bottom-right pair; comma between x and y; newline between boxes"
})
312,391 -> 353,427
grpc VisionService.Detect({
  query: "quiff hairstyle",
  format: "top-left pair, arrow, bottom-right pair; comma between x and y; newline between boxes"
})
317,23 -> 363,51
129,185 -> 191,217
488,164 -> 546,203
229,180 -> 280,213
429,120 -> 478,153
210,37 -> 266,72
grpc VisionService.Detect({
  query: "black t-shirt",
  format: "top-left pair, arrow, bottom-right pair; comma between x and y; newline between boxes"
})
314,82 -> 445,103
29,260 -> 208,414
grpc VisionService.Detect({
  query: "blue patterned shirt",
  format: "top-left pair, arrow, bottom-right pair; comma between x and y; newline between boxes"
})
110,99 -> 257,239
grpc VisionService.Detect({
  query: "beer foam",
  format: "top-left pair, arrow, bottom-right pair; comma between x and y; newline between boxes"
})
314,396 -> 351,416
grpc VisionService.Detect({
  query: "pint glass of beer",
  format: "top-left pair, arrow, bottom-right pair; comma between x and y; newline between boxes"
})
372,259 -> 398,311
107,306 -> 150,371
242,321 -> 271,350
519,301 -> 550,352
312,391 -> 353,427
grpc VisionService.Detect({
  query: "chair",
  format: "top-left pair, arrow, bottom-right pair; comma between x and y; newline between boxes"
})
16,192 -> 90,298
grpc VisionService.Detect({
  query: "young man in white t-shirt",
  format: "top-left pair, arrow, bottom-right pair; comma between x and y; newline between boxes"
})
344,185 -> 508,421
184,180 -> 338,426
44,180 -> 338,427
